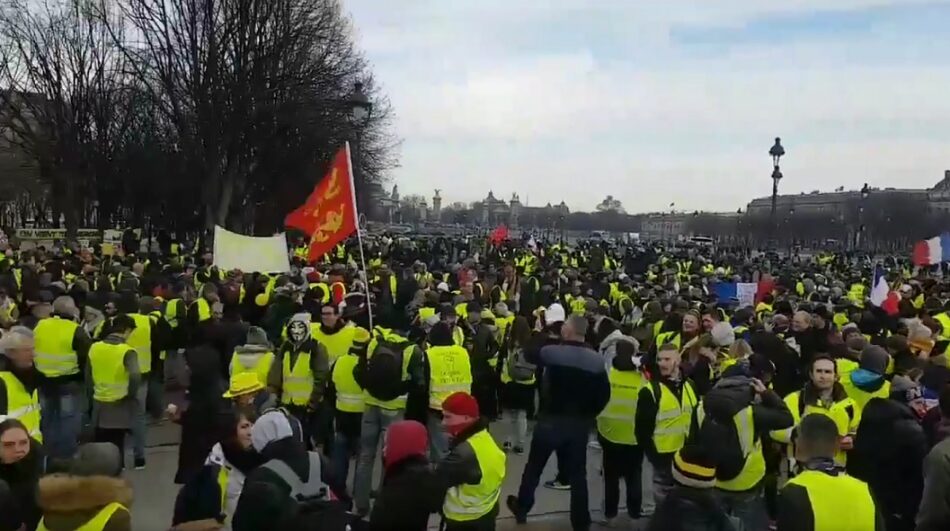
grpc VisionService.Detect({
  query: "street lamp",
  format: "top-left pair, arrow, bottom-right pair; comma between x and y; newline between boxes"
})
348,82 -> 373,216
769,137 -> 785,245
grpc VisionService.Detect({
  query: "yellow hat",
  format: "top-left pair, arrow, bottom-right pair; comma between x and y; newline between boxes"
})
222,372 -> 264,398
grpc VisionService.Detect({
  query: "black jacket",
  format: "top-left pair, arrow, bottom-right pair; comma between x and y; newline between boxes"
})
648,485 -> 738,531
368,456 -> 444,531
848,397 -> 928,525
0,438 -> 44,531
231,438 -> 349,531
528,340 -> 610,421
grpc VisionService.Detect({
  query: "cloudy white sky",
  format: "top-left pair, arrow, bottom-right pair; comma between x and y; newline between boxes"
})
344,0 -> 950,213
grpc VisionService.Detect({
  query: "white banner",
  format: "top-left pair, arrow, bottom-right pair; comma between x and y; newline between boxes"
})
213,225 -> 290,273
737,283 -> 758,309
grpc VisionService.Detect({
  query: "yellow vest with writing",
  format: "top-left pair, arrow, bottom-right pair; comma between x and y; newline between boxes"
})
34,317 -> 80,377
784,470 -> 876,531
427,345 -> 472,410
229,351 -> 275,387
443,429 -> 506,522
0,372 -> 41,441
331,355 -> 365,413
648,380 -> 696,454
89,342 -> 132,403
597,369 -> 643,445
281,350 -> 313,407
37,502 -> 128,531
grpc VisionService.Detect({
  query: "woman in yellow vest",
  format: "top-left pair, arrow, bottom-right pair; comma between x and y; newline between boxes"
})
88,315 -> 141,470
36,442 -> 133,531
595,338 -> 646,524
437,392 -> 506,530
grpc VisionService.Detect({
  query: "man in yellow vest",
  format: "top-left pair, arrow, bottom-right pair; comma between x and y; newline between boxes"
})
0,326 -> 42,441
693,362 -> 793,531
425,322 -> 472,459
268,313 -> 330,448
635,342 -> 698,505
88,314 -> 141,470
327,326 -> 369,485
33,295 -> 93,459
595,338 -> 646,524
230,326 -> 275,388
778,414 -> 885,530
841,345 -> 891,415
436,392 -> 506,530
310,303 -> 360,366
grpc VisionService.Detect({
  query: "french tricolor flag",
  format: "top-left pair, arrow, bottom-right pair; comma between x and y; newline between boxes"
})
870,266 -> 900,316
913,233 -> 950,266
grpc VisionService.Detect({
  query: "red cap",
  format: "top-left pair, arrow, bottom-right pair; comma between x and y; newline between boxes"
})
383,420 -> 428,470
442,392 -> 480,419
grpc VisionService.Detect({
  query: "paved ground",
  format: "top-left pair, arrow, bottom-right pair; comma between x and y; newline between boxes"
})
127,420 -> 654,530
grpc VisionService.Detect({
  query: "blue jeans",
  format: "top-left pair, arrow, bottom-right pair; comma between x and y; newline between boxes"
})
714,485 -> 768,531
427,411 -> 449,460
39,389 -> 83,459
353,406 -> 403,514
130,383 -> 147,461
516,417 -> 591,530
331,430 -> 358,484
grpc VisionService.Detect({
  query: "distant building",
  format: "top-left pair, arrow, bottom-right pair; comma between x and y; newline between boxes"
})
469,191 -> 570,228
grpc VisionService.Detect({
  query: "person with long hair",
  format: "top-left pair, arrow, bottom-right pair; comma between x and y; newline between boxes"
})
0,419 -> 45,530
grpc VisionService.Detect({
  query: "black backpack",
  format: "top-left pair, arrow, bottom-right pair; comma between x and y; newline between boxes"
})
265,453 -> 350,531
363,337 -> 407,401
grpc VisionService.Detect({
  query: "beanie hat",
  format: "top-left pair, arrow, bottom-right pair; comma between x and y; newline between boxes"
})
383,420 -> 428,470
672,444 -> 716,489
246,326 -> 270,346
545,303 -> 566,325
442,392 -> 480,418
710,322 -> 734,348
859,345 -> 890,375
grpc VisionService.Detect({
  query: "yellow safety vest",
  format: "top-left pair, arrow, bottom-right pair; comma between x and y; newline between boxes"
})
654,331 -> 682,351
280,350 -> 313,406
418,307 -> 436,321
935,312 -> 950,340
783,470 -> 876,531
192,298 -> 211,322
597,369 -> 643,445
311,324 -> 357,365
33,317 -> 80,377
567,296 -> 587,316
164,299 -> 183,329
841,378 -> 890,415
697,405 -> 765,491
363,343 -> 414,410
848,284 -> 866,309
0,372 -> 42,441
443,429 -> 506,522
427,345 -> 472,410
37,502 -> 128,531
89,342 -> 132,403
308,282 -> 330,304
452,326 -> 465,347
648,380 -> 697,454
771,391 -> 857,467
127,313 -> 153,374
229,351 -> 275,387
331,355 -> 364,413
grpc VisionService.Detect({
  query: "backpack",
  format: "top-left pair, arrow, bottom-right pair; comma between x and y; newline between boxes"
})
363,338 -> 407,401
263,452 -> 350,531
506,346 -> 536,383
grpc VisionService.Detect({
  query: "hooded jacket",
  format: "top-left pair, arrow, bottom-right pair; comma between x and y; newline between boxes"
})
231,344 -> 271,372
36,474 -> 133,531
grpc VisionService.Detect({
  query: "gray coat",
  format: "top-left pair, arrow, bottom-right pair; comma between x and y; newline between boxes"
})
918,437 -> 950,531
90,335 -> 141,430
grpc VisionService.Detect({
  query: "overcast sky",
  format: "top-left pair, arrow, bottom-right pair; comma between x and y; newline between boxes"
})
344,0 -> 950,213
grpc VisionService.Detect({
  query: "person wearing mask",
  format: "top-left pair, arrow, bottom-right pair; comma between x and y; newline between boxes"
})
779,414 -> 885,531
636,343 -> 698,506
841,345 -> 892,416
595,337 -> 646,525
0,419 -> 44,530
507,315 -> 611,531
771,356 -> 859,469
229,326 -> 275,389
0,327 -> 41,442
268,313 -> 330,448
36,442 -> 132,531
326,326 -> 369,483
368,420 -> 444,531
848,375 -> 928,531
692,362 -> 794,531
647,444 -> 739,531
918,385 -> 950,531
231,410 -> 349,531
173,408 -> 262,530
88,313 -> 141,472
437,392 -> 506,531
32,296 -> 92,459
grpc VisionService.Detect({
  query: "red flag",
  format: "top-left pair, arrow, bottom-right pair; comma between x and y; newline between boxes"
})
489,225 -> 508,245
285,145 -> 358,262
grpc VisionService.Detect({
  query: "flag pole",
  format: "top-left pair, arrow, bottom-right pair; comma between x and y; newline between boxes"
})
344,141 -> 374,329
